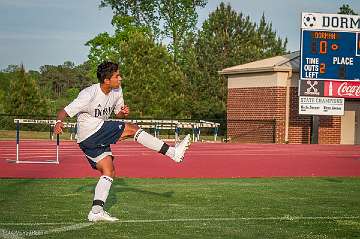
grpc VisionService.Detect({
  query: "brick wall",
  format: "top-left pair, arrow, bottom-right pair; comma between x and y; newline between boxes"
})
319,116 -> 341,144
288,87 -> 312,144
227,87 -> 342,144
227,119 -> 276,143
227,87 -> 286,143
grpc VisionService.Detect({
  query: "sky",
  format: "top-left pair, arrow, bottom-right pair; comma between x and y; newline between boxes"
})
0,0 -> 359,71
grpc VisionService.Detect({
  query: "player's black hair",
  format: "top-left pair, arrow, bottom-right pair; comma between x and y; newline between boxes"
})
97,61 -> 119,83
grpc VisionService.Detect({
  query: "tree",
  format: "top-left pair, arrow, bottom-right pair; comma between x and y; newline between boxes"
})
180,3 -> 287,119
338,4 -> 358,15
100,0 -> 160,39
4,65 -> 49,116
118,31 -> 188,118
1,64 -> 19,73
252,14 -> 288,59
0,89 -> 4,113
0,71 -> 12,93
73,61 -> 98,89
86,15 -> 150,71
39,63 -> 74,98
39,61 -> 94,99
159,0 -> 207,63
99,0 -> 207,63
87,17 -> 188,118
183,3 -> 257,119
0,67 -> 18,113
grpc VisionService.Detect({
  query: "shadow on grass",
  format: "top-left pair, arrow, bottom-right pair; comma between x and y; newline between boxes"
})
323,178 -> 344,183
75,178 -> 174,210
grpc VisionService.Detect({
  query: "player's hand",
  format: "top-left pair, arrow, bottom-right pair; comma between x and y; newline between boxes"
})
54,121 -> 64,134
120,105 -> 129,117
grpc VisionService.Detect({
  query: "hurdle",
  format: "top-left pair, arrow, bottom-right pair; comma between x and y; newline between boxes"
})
8,119 -> 73,164
7,118 -> 220,164
108,118 -> 220,142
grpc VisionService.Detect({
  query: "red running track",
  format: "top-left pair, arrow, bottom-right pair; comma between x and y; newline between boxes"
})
0,140 -> 360,178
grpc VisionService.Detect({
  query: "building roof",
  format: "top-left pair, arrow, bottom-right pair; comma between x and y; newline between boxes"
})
219,51 -> 300,75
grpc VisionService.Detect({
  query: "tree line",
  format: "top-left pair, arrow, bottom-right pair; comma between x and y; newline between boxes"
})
0,2 -> 355,120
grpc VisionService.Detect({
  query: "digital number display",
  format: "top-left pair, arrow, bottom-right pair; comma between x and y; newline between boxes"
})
301,30 -> 360,81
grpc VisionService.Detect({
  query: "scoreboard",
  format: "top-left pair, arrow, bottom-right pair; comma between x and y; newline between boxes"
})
301,31 -> 360,80
301,12 -> 360,81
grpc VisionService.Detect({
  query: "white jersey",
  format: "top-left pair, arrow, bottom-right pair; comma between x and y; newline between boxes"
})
64,83 -> 124,143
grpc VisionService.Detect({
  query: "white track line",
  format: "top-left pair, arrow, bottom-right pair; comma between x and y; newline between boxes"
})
1,216 -> 359,238
1,216 -> 359,226
0,229 -> 24,239
119,216 -> 360,223
23,223 -> 92,237
0,223 -> 92,239
0,223 -> 72,226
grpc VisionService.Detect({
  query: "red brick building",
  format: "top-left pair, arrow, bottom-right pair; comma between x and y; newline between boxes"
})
220,52 -> 360,144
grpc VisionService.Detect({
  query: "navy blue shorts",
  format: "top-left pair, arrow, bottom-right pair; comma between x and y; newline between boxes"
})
78,121 -> 125,169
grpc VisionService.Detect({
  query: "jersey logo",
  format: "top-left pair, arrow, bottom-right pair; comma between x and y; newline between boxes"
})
98,104 -> 102,107
94,106 -> 112,117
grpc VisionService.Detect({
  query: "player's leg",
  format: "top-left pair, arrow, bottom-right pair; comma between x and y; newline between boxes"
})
78,121 -> 126,222
120,123 -> 191,162
87,155 -> 119,222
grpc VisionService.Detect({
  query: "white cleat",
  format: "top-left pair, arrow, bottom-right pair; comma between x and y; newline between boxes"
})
172,134 -> 191,163
88,210 -> 119,222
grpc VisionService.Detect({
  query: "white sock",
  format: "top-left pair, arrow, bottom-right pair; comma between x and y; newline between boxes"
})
165,147 -> 175,158
134,129 -> 174,158
92,175 -> 113,213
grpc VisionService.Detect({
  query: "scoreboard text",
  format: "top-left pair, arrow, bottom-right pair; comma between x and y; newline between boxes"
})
300,12 -> 360,81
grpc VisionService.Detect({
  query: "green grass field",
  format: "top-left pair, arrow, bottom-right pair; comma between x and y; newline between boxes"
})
0,178 -> 359,238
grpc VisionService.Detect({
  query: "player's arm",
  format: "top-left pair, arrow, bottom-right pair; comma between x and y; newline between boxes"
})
53,89 -> 91,134
54,109 -> 69,134
115,105 -> 129,118
114,93 -> 129,118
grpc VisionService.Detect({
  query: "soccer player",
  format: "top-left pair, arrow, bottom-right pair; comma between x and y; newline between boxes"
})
53,61 -> 190,222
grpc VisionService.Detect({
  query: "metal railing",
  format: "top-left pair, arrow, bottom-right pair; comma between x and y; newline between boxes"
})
0,115 -> 278,143
0,114 -> 222,142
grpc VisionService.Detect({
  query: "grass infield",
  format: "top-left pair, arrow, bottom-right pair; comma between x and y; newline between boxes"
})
0,178 -> 359,238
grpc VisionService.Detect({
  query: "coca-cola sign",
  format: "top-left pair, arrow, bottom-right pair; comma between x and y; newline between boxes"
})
324,80 -> 360,98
